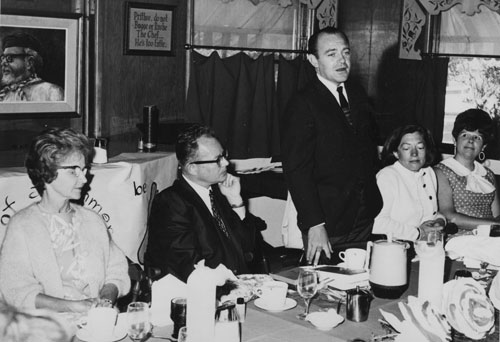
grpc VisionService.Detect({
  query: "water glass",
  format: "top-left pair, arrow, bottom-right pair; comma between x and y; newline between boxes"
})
127,302 -> 150,341
296,268 -> 318,319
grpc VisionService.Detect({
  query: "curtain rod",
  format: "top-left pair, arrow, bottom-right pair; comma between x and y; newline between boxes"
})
422,52 -> 500,58
184,43 -> 308,54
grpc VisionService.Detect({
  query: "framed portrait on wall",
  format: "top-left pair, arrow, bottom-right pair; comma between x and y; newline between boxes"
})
123,2 -> 176,56
0,12 -> 82,118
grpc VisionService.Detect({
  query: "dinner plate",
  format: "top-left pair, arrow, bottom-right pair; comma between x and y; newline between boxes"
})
75,327 -> 127,342
254,298 -> 297,312
225,274 -> 274,302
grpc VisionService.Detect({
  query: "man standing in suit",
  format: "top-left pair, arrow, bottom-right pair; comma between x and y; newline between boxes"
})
281,27 -> 382,266
145,124 -> 265,282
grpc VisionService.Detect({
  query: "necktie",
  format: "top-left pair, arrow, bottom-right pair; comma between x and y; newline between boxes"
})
209,190 -> 229,238
337,86 -> 353,127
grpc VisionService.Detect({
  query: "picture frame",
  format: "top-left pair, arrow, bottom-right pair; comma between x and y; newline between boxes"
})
124,2 -> 176,56
0,12 -> 82,118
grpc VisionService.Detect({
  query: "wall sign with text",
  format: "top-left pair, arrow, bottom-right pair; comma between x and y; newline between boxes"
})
124,2 -> 176,56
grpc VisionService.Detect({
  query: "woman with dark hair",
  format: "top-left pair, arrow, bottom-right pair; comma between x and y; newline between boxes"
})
0,128 -> 130,313
435,108 -> 500,229
372,125 -> 445,241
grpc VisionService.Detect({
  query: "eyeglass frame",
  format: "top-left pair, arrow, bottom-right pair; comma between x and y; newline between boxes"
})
189,151 -> 229,166
57,165 -> 89,176
0,53 -> 32,64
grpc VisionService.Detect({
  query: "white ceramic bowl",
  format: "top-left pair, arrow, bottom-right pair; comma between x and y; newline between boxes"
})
306,309 -> 344,331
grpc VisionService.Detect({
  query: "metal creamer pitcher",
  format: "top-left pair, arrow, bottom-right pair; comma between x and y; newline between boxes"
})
346,286 -> 373,322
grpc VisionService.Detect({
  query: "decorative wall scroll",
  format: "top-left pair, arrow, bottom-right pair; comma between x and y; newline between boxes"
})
419,0 -> 500,16
400,0 -> 426,60
399,0 -> 500,60
300,0 -> 338,29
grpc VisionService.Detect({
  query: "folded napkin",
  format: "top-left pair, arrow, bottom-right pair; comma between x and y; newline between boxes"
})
150,274 -> 187,327
231,157 -> 281,174
379,296 -> 451,342
443,278 -> 494,340
187,261 -> 236,342
445,236 -> 500,266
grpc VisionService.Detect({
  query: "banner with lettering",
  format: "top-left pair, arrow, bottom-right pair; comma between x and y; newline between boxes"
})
0,152 -> 178,264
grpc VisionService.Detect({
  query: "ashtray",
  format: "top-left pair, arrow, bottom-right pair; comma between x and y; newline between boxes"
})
306,309 -> 344,331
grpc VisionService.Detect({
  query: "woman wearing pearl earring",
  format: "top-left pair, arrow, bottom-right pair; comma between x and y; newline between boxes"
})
435,108 -> 500,230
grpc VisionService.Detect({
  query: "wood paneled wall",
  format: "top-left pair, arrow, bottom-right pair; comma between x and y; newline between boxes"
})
0,0 -> 187,154
339,0 -> 403,139
0,0 -> 403,153
98,0 -> 186,138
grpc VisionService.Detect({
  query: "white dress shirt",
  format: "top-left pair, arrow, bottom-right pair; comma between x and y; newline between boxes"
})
317,73 -> 349,106
183,175 -> 213,214
182,175 -> 245,220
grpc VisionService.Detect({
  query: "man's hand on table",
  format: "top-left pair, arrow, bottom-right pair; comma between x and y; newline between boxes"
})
307,224 -> 332,266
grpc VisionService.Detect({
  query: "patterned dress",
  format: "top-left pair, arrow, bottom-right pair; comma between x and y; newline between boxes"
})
435,163 -> 496,218
41,206 -> 91,300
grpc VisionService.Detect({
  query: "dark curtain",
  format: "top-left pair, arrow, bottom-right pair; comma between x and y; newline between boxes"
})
400,56 -> 449,145
276,55 -> 316,121
185,51 -> 275,159
185,52 -> 315,159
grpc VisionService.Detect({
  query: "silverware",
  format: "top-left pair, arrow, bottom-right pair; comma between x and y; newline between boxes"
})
150,335 -> 175,341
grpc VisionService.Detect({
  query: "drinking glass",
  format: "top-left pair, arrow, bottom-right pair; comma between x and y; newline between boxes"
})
127,302 -> 150,341
296,268 -> 318,319
170,297 -> 187,339
178,326 -> 188,342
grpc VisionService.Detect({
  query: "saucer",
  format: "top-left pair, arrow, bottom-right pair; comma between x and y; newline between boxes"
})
254,298 -> 297,312
76,327 -> 127,342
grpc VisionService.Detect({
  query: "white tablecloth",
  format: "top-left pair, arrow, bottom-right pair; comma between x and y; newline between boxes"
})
0,152 -> 178,264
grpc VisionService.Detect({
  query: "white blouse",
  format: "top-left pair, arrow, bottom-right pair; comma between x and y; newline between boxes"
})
373,161 -> 442,241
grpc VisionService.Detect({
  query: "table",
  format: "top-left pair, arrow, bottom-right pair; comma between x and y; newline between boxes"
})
0,152 -> 178,264
139,260 -> 498,342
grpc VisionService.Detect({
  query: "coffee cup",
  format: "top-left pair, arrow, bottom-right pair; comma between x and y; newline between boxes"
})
339,248 -> 367,269
255,281 -> 288,309
86,307 -> 117,341
474,225 -> 491,237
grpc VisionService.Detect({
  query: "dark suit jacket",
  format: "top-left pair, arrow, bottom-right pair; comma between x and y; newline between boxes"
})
281,77 -> 382,240
145,177 -> 265,282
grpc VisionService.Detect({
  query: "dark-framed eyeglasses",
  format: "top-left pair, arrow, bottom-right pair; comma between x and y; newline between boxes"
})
0,53 -> 31,63
190,151 -> 229,166
57,165 -> 89,177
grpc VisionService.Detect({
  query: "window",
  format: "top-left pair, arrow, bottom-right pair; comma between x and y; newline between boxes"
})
190,0 -> 313,57
438,6 -> 500,56
438,5 -> 500,145
443,57 -> 500,144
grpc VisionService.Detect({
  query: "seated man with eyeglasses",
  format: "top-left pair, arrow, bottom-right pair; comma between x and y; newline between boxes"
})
0,32 -> 64,102
145,124 -> 266,282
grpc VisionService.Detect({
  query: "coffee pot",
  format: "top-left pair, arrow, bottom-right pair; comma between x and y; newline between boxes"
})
366,235 -> 409,299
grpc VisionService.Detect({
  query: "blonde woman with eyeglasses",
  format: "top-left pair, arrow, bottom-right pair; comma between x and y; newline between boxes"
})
0,128 -> 130,314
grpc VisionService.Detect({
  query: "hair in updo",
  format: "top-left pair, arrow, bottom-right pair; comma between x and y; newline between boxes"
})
25,127 -> 94,195
452,108 -> 494,144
